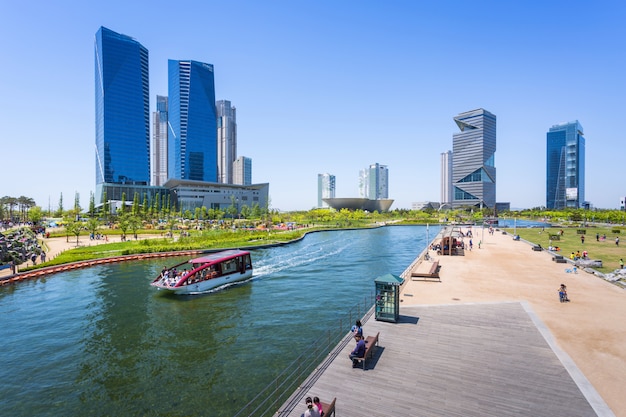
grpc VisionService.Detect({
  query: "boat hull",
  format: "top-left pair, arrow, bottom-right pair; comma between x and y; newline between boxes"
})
152,269 -> 253,294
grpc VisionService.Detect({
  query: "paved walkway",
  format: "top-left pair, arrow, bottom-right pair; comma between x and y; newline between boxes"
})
281,227 -> 625,417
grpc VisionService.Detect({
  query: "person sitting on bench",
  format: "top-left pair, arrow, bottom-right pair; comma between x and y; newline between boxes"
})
348,334 -> 366,367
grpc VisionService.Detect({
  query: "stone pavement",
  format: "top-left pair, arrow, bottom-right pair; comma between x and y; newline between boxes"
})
400,227 -> 626,416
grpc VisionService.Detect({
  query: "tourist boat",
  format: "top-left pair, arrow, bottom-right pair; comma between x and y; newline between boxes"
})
151,249 -> 253,294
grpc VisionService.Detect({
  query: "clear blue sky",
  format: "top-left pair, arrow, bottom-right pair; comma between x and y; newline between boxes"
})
1,1 -> 625,212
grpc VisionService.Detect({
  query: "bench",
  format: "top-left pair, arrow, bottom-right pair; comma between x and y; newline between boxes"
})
320,397 -> 336,417
355,332 -> 379,370
411,261 -> 440,282
532,245 -> 542,251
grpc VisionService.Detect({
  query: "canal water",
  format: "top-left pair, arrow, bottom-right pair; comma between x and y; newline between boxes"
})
0,225 -> 438,417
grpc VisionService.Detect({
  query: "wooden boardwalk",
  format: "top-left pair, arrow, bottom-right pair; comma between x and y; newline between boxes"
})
277,302 -> 613,417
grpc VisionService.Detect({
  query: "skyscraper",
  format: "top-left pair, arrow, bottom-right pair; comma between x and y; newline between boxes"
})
359,163 -> 388,200
317,173 -> 336,208
233,156 -> 252,186
168,60 -> 217,182
440,150 -> 453,206
546,121 -> 585,209
94,27 -> 150,194
217,100 -> 237,184
151,95 -> 168,186
451,109 -> 496,208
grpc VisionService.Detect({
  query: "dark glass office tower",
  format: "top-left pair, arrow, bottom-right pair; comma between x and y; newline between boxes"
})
94,27 -> 150,189
168,60 -> 217,182
451,109 -> 497,208
546,121 -> 585,209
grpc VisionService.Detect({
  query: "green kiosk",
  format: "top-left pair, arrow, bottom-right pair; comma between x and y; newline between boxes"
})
374,273 -> 404,323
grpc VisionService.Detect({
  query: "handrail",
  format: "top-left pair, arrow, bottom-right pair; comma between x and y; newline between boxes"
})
232,294 -> 376,417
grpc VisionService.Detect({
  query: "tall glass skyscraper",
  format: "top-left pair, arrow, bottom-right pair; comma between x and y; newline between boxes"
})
317,173 -> 336,208
359,163 -> 388,200
151,95 -> 168,186
452,108 -> 496,208
546,121 -> 585,209
217,100 -> 237,184
168,60 -> 217,182
94,26 -> 150,193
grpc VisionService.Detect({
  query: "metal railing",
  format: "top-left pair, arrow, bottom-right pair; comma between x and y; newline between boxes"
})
233,294 -> 376,417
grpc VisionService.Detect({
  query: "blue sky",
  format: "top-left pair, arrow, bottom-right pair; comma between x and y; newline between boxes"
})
1,1 -> 625,212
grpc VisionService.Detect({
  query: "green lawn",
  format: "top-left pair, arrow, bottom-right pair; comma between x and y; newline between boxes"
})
504,225 -> 626,273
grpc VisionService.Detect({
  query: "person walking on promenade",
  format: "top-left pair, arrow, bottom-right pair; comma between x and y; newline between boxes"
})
558,284 -> 570,302
581,235 -> 585,244
302,396 -> 321,417
348,334 -> 366,367
620,258 -> 624,269
616,237 -> 620,246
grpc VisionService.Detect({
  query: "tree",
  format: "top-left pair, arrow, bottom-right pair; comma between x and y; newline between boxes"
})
89,192 -> 96,218
132,192 -> 140,216
117,212 -> 130,239
86,217 -> 100,238
56,193 -> 64,217
74,192 -> 81,214
240,204 -> 250,219
127,214 -> 142,239
17,196 -> 35,222
28,206 -> 44,225
120,192 -> 127,214
64,216 -> 83,246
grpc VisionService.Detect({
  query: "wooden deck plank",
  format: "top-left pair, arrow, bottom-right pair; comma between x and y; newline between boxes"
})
279,302 -> 608,417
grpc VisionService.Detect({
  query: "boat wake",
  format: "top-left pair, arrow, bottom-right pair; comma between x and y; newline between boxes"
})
251,238 -> 353,279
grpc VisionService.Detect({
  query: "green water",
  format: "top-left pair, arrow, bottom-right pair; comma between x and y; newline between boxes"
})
0,226 -> 437,416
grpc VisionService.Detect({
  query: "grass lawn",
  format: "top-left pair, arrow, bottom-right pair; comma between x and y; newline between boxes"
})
503,225 -> 626,273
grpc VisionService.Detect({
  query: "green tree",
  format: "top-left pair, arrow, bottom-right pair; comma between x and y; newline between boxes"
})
86,217 -> 100,238
64,216 -> 83,246
128,214 -> 142,239
240,205 -> 250,219
120,192 -> 127,214
56,193 -> 64,217
118,212 -> 130,239
89,192 -> 96,218
132,192 -> 140,216
28,206 -> 44,224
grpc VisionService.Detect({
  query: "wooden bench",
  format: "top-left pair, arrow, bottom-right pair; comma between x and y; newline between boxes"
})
532,245 -> 542,251
355,332 -> 379,370
411,261 -> 440,282
320,397 -> 336,416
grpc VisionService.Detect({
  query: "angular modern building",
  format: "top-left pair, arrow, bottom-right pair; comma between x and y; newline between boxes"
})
359,163 -> 388,200
217,100 -> 237,184
151,95 -> 168,186
94,26 -> 150,202
233,156 -> 252,186
546,121 -> 585,209
168,60 -> 217,182
451,109 -> 496,208
317,173 -> 336,208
